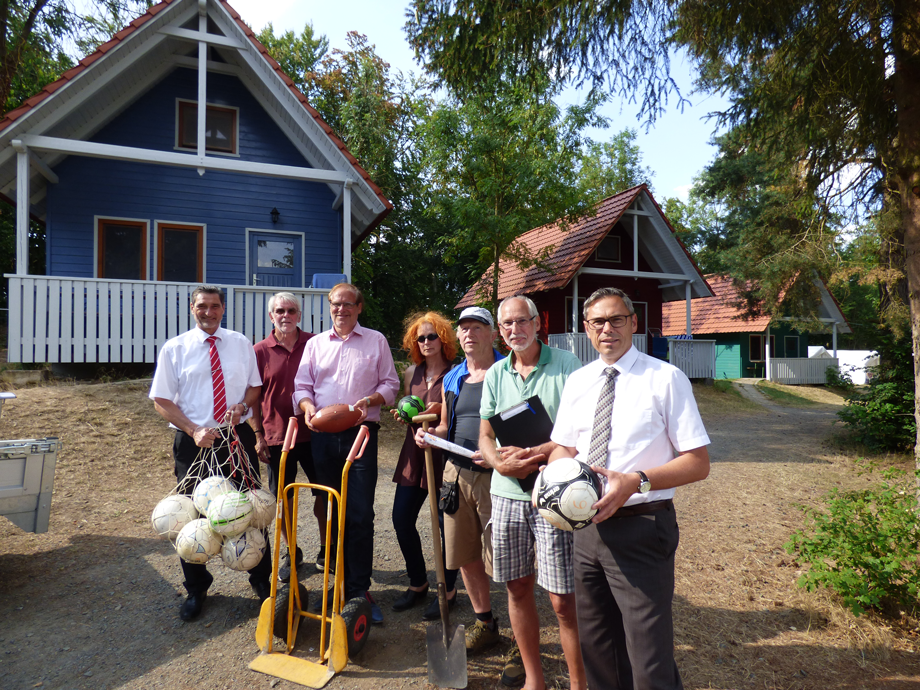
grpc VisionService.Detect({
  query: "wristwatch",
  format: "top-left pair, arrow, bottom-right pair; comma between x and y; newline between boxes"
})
240,402 -> 249,415
636,470 -> 651,494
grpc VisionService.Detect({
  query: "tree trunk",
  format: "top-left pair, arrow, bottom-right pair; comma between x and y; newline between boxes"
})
892,0 -> 920,489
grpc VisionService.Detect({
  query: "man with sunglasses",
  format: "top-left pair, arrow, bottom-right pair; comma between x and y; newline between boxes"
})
479,295 -> 584,690
550,287 -> 710,690
293,282 -> 399,624
250,292 -> 327,580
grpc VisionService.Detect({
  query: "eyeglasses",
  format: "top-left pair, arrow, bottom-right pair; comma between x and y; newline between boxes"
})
329,301 -> 357,310
585,314 -> 632,330
273,308 -> 299,315
498,316 -> 537,330
416,333 -> 440,343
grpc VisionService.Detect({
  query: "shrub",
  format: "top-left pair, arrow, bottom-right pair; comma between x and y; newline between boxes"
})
836,332 -> 915,451
785,468 -> 920,617
825,364 -> 855,392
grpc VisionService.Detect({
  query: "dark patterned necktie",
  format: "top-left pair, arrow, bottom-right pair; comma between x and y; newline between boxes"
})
587,367 -> 618,468
206,335 -> 227,422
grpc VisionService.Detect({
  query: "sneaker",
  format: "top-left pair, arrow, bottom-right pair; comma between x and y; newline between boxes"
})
500,638 -> 525,687
315,547 -> 335,574
364,591 -> 384,625
278,546 -> 304,581
311,587 -> 336,613
466,618 -> 501,653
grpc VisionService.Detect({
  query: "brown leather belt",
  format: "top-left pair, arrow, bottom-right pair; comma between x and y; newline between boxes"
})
612,499 -> 673,519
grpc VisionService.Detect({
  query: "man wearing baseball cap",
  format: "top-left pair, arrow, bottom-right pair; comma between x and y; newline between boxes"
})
415,306 -> 505,653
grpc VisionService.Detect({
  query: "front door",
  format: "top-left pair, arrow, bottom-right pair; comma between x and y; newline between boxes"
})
249,231 -> 302,288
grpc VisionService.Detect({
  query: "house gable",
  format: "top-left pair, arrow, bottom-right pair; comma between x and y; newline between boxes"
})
0,0 -> 391,247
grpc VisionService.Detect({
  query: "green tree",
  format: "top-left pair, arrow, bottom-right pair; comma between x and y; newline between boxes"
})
578,128 -> 654,202
421,70 -> 608,314
406,0 -> 920,466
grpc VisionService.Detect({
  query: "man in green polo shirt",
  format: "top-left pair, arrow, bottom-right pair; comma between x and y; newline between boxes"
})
478,295 -> 584,690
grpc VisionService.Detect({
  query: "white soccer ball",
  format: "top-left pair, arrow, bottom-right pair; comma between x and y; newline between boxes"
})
532,457 -> 603,531
175,518 -> 222,563
207,490 -> 253,537
151,494 -> 199,541
221,526 -> 267,571
247,488 -> 276,529
192,475 -> 234,515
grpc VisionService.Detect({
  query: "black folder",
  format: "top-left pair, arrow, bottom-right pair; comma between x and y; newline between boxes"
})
487,396 -> 554,493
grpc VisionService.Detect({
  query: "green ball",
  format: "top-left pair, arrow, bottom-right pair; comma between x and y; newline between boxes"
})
396,395 -> 426,423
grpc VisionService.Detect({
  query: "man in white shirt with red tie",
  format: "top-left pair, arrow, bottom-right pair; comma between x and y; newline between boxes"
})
150,285 -> 269,622
550,287 -> 710,690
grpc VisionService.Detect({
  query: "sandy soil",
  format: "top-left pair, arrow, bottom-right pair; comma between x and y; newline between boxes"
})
0,379 -> 917,690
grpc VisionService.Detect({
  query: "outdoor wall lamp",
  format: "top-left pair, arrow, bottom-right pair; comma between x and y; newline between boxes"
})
270,207 -> 280,224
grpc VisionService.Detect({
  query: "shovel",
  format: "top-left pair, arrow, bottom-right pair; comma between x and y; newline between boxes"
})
416,413 -> 467,689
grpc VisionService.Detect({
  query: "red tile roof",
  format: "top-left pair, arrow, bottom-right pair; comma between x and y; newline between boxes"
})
456,185 -> 646,308
0,0 -> 392,234
661,274 -> 771,335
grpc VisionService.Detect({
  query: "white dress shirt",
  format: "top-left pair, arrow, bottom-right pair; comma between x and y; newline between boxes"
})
149,326 -> 261,428
551,346 -> 710,506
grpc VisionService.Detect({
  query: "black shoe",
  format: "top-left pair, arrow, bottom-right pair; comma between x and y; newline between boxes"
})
253,580 -> 272,604
422,591 -> 457,621
180,592 -> 206,621
278,546 -> 304,581
311,587 -> 336,613
392,585 -> 429,612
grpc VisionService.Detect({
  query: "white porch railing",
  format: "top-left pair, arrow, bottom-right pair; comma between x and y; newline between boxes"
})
4,275 -> 334,364
768,357 -> 839,385
546,332 -> 648,366
668,339 -> 716,379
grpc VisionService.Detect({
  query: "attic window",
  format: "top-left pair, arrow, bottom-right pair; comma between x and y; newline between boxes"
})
177,100 -> 238,154
596,236 -> 621,263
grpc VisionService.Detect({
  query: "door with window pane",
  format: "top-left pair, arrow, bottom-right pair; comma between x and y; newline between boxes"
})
250,232 -> 302,288
158,224 -> 203,282
97,219 -> 146,279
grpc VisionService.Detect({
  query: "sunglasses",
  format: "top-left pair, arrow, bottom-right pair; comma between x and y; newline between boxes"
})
416,333 -> 440,343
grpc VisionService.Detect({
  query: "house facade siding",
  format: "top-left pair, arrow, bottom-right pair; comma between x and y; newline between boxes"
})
44,68 -> 342,286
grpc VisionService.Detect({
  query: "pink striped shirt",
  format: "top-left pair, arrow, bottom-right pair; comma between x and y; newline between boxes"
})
293,323 -> 399,422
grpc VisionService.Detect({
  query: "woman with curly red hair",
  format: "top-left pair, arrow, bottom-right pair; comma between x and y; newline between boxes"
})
390,311 -> 460,619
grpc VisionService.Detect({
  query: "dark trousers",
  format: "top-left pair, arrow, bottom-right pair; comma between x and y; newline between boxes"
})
173,424 -> 272,595
573,503 -> 683,690
392,484 -> 459,591
311,423 -> 379,598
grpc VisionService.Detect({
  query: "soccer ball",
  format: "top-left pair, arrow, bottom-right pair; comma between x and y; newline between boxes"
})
192,475 -> 234,515
247,488 -> 276,529
532,457 -> 603,531
206,490 -> 253,537
395,394 -> 426,423
175,518 -> 222,563
221,526 -> 267,571
151,494 -> 199,541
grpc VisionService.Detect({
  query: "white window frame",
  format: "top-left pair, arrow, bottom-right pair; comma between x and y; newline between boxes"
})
174,98 -> 241,157
93,215 -> 150,280
153,220 -> 208,283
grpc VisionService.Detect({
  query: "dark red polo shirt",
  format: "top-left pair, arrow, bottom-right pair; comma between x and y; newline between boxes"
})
254,328 -> 313,446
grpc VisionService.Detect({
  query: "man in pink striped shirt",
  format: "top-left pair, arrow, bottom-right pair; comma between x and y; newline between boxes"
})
293,282 -> 399,624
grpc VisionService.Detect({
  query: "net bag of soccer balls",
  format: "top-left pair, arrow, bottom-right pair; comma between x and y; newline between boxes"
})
532,457 -> 603,531
150,429 -> 275,571
395,394 -> 426,423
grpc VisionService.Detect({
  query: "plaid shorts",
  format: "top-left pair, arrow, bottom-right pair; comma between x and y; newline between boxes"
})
490,494 -> 574,594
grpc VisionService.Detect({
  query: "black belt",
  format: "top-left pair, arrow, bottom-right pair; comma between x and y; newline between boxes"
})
611,499 -> 672,519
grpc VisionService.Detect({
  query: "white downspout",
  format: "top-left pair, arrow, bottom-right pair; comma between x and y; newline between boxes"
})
572,273 -> 579,333
765,325 -> 771,381
685,281 -> 692,335
343,180 -> 353,282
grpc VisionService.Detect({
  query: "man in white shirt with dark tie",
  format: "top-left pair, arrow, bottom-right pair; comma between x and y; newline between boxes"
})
550,287 -> 711,690
150,285 -> 267,622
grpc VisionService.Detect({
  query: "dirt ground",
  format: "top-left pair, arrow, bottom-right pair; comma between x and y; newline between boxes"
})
0,378 -> 917,690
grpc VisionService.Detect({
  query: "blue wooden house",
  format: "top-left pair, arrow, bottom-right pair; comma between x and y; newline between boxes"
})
0,0 -> 391,364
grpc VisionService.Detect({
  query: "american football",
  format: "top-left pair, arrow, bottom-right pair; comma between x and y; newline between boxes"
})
312,403 -> 362,433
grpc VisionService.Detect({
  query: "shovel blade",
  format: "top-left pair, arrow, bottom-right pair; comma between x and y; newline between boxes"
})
426,622 -> 467,689
249,653 -> 335,688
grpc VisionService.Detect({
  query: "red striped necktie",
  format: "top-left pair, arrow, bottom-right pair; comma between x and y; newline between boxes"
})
206,335 -> 227,423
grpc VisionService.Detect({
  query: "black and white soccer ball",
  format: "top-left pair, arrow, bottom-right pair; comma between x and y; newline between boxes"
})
532,457 -> 603,531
